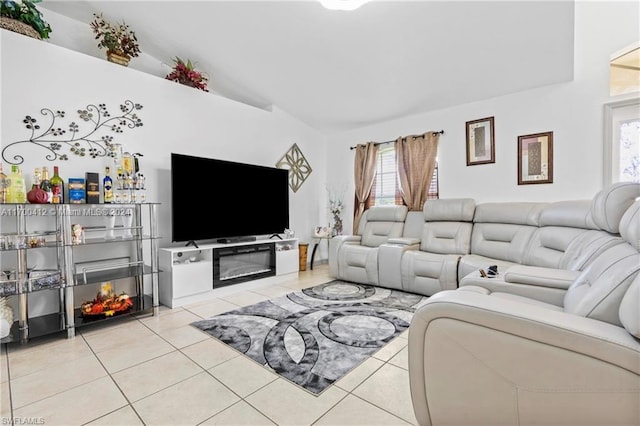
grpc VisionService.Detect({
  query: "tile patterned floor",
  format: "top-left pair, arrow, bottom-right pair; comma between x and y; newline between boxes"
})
0,265 -> 418,425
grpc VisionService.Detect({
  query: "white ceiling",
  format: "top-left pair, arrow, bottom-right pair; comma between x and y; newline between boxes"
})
40,0 -> 576,134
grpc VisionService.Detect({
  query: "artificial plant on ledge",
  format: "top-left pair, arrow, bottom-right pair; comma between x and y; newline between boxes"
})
165,57 -> 209,92
0,0 -> 52,39
90,13 -> 140,66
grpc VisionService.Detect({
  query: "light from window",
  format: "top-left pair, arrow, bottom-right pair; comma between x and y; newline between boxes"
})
604,99 -> 640,185
368,143 -> 439,207
373,145 -> 398,206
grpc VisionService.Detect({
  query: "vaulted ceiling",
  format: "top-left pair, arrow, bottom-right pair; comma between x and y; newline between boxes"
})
40,0 -> 576,134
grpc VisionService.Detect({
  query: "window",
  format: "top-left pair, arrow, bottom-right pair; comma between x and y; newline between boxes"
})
366,143 -> 439,208
604,98 -> 640,185
605,43 -> 640,185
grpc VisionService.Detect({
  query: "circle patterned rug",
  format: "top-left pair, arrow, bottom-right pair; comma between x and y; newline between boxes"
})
191,280 -> 428,395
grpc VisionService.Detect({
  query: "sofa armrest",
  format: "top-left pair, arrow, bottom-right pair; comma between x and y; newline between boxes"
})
387,237 -> 420,246
378,243 -> 420,289
408,290 -> 640,426
503,265 -> 579,290
329,235 -> 362,277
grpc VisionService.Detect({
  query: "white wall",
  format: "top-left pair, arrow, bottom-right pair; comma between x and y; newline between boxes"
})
326,0 -> 640,235
1,30 -> 327,250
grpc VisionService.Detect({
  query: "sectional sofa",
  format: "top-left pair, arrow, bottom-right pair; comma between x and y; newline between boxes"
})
328,182 -> 640,425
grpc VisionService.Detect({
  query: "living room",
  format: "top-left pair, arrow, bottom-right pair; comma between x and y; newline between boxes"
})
1,1 -> 639,425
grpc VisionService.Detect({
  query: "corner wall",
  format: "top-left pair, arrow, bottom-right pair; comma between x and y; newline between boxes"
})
326,1 -> 639,235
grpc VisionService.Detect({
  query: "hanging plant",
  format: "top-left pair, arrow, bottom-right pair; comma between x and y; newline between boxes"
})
165,57 -> 209,92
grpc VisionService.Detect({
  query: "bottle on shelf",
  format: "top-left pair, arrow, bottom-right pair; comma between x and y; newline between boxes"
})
0,164 -> 8,203
40,166 -> 52,203
6,165 -> 26,203
50,166 -> 64,204
103,166 -> 113,203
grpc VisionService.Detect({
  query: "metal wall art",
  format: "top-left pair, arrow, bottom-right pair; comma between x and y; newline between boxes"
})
2,100 -> 143,165
276,143 -> 312,193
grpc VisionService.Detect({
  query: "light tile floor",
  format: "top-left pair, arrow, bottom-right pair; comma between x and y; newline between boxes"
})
0,264 -> 418,426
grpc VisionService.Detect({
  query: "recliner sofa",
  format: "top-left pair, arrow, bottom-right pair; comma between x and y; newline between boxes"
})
329,182 -> 639,301
408,198 -> 640,425
328,182 -> 640,425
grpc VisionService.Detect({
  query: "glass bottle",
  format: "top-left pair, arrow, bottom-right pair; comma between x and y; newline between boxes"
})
103,166 -> 113,203
40,166 -> 52,203
0,164 -> 8,203
6,165 -> 26,203
122,151 -> 134,176
50,166 -> 64,204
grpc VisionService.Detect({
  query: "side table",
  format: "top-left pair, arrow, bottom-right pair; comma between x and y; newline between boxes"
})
310,237 -> 331,270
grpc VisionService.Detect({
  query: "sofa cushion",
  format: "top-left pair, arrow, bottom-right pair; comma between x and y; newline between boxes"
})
539,200 -> 598,229
619,275 -> 640,339
423,198 -> 475,222
563,243 -> 640,326
360,205 -> 408,247
421,222 -> 473,254
472,202 -> 546,226
619,199 -> 640,250
590,182 -> 640,234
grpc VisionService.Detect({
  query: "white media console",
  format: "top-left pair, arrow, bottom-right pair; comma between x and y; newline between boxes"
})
159,238 -> 299,308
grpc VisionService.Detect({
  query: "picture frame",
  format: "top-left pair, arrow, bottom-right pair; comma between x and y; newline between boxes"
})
517,131 -> 553,185
466,116 -> 495,166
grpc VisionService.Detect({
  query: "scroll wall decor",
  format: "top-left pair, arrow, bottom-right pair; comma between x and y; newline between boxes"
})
276,143 -> 312,193
2,100 -> 144,165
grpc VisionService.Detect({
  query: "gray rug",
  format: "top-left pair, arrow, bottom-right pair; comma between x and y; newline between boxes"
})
191,280 -> 428,395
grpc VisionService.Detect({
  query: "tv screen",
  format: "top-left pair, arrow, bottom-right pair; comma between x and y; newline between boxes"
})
171,153 -> 290,243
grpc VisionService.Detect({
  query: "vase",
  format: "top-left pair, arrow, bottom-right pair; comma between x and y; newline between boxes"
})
0,297 -> 14,339
0,17 -> 41,40
107,50 -> 130,66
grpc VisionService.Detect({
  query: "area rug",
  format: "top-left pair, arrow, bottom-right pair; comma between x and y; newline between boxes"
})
190,280 -> 428,395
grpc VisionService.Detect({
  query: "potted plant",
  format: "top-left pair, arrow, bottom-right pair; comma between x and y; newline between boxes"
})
89,13 -> 140,66
165,57 -> 209,92
0,0 -> 52,40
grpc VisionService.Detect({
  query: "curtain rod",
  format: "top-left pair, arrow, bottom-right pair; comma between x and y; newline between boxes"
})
349,130 -> 445,150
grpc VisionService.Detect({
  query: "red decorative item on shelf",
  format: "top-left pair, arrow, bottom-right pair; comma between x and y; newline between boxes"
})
26,186 -> 48,204
165,57 -> 209,92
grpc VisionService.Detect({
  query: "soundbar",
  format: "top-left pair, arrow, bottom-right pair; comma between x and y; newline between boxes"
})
217,236 -> 258,244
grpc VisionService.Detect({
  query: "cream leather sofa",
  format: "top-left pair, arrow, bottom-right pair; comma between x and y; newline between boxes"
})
329,182 -> 640,301
407,198 -> 640,425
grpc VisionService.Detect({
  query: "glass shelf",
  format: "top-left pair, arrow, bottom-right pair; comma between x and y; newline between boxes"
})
0,270 -> 64,296
73,264 -> 155,286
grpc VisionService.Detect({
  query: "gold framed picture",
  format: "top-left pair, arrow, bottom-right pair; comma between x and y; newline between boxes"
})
466,116 -> 495,166
517,131 -> 553,185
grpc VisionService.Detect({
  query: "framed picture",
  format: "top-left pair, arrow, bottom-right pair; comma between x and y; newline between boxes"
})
517,131 -> 553,185
466,116 -> 495,165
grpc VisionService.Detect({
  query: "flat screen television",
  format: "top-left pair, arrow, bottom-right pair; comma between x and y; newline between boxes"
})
171,153 -> 290,244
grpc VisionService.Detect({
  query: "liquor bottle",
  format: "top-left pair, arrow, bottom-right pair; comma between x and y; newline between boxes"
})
6,165 -> 26,203
50,166 -> 64,204
122,151 -> 134,176
103,166 -> 113,203
0,164 -> 7,203
40,166 -> 53,203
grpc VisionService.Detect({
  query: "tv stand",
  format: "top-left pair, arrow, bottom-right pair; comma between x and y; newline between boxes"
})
159,238 -> 299,308
185,240 -> 199,248
217,236 -> 257,244
268,233 -> 283,240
